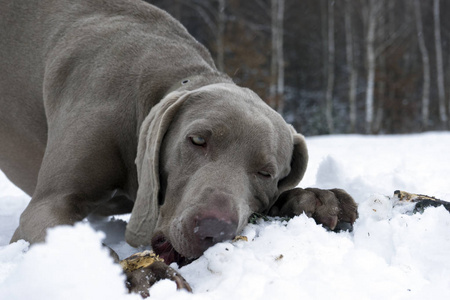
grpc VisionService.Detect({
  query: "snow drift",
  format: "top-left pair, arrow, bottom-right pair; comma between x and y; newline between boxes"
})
1,132 -> 449,299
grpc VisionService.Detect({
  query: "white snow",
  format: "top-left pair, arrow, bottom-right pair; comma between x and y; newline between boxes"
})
1,132 -> 450,299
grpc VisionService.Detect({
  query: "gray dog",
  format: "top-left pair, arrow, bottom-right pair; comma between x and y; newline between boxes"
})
1,0 -> 357,294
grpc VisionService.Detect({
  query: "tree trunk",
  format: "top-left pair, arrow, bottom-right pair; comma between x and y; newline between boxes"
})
269,0 -> 285,113
174,0 -> 181,20
325,0 -> 335,133
269,0 -> 278,109
345,0 -> 357,133
365,0 -> 376,134
433,0 -> 448,127
276,0 -> 285,114
216,0 -> 225,72
414,0 -> 430,131
320,0 -> 328,126
374,0 -> 387,134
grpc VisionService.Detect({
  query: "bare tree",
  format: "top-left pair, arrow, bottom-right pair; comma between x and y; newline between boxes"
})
320,0 -> 328,106
325,0 -> 335,133
433,0 -> 448,127
269,0 -> 285,113
373,0 -> 389,134
190,0 -> 227,72
269,0 -> 278,109
173,0 -> 182,20
276,0 -> 285,114
344,0 -> 357,133
361,0 -> 411,134
216,0 -> 226,72
365,0 -> 378,134
150,0 -> 450,135
414,0 -> 430,130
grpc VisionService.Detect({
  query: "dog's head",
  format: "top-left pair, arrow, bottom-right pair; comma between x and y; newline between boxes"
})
126,83 -> 308,265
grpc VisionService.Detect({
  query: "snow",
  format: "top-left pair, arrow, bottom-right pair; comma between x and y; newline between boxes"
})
1,132 -> 450,299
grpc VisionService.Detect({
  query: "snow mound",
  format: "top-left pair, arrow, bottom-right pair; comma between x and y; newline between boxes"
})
176,207 -> 450,299
1,132 -> 450,299
0,224 -> 139,300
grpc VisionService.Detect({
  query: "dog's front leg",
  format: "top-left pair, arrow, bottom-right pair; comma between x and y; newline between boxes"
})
11,194 -> 91,243
10,115 -> 129,244
269,188 -> 358,231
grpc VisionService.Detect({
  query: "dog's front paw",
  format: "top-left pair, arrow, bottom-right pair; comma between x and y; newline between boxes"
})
269,188 -> 358,231
125,260 -> 191,298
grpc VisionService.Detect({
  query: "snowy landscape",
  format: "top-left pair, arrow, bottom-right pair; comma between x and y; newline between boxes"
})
1,132 -> 449,299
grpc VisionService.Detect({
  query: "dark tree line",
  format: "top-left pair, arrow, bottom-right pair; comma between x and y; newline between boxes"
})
147,0 -> 450,135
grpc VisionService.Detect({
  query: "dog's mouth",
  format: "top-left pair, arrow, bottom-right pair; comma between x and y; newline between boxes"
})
151,235 -> 189,266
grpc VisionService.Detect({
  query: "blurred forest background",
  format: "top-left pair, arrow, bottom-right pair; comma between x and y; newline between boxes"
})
147,0 -> 450,135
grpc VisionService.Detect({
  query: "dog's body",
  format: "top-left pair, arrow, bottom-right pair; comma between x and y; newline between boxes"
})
1,0 -> 357,289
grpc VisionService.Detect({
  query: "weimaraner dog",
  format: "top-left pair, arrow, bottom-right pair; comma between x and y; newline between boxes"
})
1,0 -> 357,295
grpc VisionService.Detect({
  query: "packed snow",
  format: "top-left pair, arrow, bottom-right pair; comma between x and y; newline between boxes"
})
1,132 -> 449,299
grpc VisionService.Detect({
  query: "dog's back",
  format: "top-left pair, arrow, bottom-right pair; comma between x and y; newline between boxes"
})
0,0 -> 218,195
0,0 -> 48,194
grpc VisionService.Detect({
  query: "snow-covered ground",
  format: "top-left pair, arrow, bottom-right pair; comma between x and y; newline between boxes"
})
1,132 -> 450,299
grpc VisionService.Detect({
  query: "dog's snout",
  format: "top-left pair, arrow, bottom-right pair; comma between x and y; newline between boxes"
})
194,217 -> 237,243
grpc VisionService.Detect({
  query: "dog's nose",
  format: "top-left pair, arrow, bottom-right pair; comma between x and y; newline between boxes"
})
194,218 -> 237,243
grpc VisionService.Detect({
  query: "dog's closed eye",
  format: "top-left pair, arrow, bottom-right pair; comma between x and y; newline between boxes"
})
258,171 -> 272,178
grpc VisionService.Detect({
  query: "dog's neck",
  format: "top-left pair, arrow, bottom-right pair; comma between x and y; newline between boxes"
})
135,72 -> 232,134
165,73 -> 233,97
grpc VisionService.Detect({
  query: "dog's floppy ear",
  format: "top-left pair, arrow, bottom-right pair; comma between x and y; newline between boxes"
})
126,90 -> 190,247
277,126 -> 309,193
